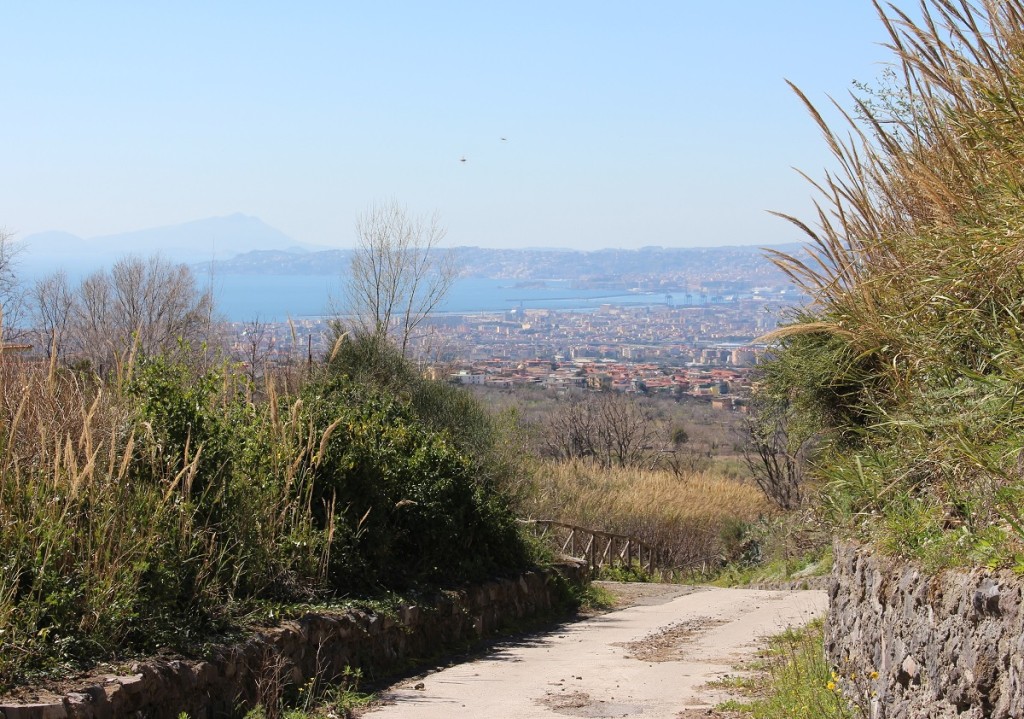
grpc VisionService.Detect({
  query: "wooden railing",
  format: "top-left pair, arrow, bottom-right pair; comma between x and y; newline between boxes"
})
519,519 -> 674,578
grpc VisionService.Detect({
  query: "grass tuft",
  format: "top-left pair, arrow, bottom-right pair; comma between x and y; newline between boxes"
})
718,619 -> 858,719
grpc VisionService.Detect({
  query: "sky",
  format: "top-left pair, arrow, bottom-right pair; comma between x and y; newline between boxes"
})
1,2 -> 897,251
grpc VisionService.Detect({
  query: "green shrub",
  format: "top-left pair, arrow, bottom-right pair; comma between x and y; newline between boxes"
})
325,333 -> 530,503
1,344 -> 537,688
126,356 -> 236,509
299,373 -> 530,591
597,562 -> 654,583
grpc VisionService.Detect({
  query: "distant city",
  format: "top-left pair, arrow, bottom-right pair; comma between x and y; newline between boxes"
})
220,258 -> 803,407
17,214 -> 810,403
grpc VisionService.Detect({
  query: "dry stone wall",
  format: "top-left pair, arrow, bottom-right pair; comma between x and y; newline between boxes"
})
0,563 -> 586,719
827,542 -> 1024,718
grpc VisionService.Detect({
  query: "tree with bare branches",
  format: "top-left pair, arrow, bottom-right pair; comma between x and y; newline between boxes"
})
34,255 -> 214,374
30,270 -> 74,359
0,229 -> 27,343
543,393 -> 659,469
345,201 -> 455,357
239,315 -> 275,390
742,409 -> 806,511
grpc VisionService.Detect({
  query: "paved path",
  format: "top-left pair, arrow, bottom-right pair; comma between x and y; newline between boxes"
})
367,584 -> 828,718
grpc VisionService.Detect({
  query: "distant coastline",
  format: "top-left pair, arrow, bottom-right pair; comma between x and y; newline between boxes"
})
210,275 -> 697,322
15,229 -> 801,323
209,274 -> 797,323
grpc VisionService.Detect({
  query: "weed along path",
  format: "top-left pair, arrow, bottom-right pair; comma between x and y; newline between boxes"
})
368,583 -> 827,718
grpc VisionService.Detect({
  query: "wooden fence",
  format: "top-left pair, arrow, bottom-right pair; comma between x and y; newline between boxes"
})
519,519 -> 674,579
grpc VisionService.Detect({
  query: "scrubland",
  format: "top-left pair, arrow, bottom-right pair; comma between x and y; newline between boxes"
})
0,338 -> 530,691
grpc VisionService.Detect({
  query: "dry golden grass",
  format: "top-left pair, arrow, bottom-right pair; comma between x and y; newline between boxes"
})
525,459 -> 770,570
770,0 -> 1024,354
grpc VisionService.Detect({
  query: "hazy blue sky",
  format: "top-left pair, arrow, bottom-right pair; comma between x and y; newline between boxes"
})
2,2 -> 896,250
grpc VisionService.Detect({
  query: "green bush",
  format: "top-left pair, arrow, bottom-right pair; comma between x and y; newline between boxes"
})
1,341 -> 537,689
325,333 -> 529,502
299,373 -> 530,591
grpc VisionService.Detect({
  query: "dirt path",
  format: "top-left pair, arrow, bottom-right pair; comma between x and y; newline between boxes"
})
367,583 -> 827,718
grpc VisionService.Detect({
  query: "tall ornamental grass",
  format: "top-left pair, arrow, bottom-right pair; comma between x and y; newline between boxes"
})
0,357 -> 328,690
763,0 -> 1024,567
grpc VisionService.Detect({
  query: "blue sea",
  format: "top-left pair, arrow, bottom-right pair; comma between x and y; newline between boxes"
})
210,275 -> 690,322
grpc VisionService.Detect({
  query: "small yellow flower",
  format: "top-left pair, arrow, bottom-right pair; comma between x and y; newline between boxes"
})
870,671 -> 879,680
826,681 -> 836,691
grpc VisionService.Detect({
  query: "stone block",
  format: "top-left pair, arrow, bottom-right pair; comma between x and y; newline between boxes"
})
400,605 -> 421,626
81,688 -> 110,719
62,694 -> 93,719
0,704 -> 68,719
973,579 -> 1000,616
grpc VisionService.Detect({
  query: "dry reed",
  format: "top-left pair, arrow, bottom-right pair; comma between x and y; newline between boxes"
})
526,459 -> 769,569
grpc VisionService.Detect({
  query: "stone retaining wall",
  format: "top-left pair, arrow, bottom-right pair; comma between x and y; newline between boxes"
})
0,563 -> 586,719
827,542 -> 1024,718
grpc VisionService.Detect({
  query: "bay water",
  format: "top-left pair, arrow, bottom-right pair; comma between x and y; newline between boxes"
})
211,275 -> 687,322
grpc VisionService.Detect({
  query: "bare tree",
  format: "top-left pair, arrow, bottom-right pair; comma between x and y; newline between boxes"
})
345,201 -> 455,357
30,271 -> 74,359
543,393 -> 659,468
110,255 -> 213,355
742,411 -> 806,510
239,315 -> 275,389
543,396 -> 598,461
594,393 -> 659,468
0,229 -> 27,342
73,269 -> 115,367
63,255 -> 214,374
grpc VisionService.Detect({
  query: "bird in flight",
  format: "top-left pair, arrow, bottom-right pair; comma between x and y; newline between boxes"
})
460,156 -> 467,163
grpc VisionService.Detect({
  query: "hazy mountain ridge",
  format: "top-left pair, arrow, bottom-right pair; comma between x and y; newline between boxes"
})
16,214 -> 317,275
16,214 -> 801,285
208,243 -> 801,284
450,244 -> 799,282
208,249 -> 352,275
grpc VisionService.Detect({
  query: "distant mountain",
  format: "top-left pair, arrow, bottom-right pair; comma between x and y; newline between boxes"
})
206,248 -> 351,275
17,214 -> 314,276
450,244 -> 802,281
15,213 -> 804,289
208,243 -> 804,287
